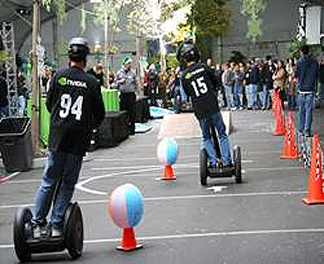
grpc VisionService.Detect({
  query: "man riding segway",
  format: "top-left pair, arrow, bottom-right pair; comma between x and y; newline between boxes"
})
180,43 -> 233,168
13,37 -> 105,262
179,44 -> 241,185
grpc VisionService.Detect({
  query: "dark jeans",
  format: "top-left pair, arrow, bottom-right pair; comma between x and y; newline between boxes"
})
120,92 -> 136,134
198,111 -> 231,166
32,151 -> 83,229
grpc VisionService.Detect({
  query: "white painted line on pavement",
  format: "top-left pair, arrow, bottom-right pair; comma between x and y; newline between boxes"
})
0,172 -> 20,184
76,167 -> 163,195
89,163 -> 198,171
93,155 -> 198,162
4,164 -> 299,185
85,228 -> 324,244
0,191 -> 307,209
79,165 -> 302,195
1,228 -> 324,249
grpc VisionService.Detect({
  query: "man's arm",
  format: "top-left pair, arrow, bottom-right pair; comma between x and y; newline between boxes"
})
46,73 -> 58,113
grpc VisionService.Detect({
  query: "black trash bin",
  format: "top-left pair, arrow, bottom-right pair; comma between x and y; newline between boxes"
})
0,117 -> 33,172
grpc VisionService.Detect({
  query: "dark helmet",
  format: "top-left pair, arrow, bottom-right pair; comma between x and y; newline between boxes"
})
179,43 -> 200,63
68,37 -> 90,62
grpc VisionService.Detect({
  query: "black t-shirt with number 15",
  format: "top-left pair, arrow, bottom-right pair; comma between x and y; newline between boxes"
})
46,66 -> 105,156
181,63 -> 220,119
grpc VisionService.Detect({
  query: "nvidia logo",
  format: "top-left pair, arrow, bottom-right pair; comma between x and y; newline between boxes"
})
58,77 -> 67,86
185,73 -> 192,79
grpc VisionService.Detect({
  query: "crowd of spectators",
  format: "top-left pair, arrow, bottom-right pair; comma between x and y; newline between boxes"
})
162,54 -> 324,113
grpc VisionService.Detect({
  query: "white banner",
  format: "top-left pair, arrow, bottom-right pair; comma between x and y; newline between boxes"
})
306,6 -> 322,45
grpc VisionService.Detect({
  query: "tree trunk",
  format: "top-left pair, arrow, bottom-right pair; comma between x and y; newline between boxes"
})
31,0 -> 41,156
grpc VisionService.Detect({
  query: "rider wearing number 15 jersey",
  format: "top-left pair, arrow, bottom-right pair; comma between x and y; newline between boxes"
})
180,44 -> 232,168
31,37 -> 105,238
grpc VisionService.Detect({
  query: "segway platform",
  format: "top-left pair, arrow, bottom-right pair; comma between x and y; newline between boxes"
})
199,126 -> 242,186
13,202 -> 83,262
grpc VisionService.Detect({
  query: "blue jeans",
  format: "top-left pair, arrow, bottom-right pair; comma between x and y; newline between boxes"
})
262,85 -> 270,109
233,83 -> 242,107
32,151 -> 83,229
297,93 -> 314,134
245,84 -> 252,107
250,84 -> 258,107
224,85 -> 233,109
198,111 -> 232,166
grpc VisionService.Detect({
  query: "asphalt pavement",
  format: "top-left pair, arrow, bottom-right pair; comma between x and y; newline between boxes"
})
0,107 -> 324,264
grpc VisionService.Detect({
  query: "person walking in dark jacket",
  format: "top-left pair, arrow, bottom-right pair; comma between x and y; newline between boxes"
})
31,37 -> 105,238
295,45 -> 319,137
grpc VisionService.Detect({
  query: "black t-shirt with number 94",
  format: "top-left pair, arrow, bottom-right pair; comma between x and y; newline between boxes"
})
46,66 -> 105,156
181,63 -> 220,119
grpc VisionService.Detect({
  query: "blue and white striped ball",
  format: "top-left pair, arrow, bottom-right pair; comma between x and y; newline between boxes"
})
157,138 -> 179,166
108,183 -> 143,228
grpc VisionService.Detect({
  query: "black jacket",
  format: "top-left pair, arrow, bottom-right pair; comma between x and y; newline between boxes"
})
295,56 -> 319,92
260,64 -> 274,89
181,63 -> 220,119
319,63 -> 324,84
250,65 -> 260,85
47,66 -> 105,156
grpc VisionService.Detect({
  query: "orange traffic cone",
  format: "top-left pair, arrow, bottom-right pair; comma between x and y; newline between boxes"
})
272,90 -> 279,112
280,112 -> 300,159
273,103 -> 285,136
117,227 -> 143,251
160,165 -> 176,180
302,134 -> 324,205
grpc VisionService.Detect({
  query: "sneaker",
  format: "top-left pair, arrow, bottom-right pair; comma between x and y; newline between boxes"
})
231,107 -> 238,111
32,225 -> 47,239
32,225 -> 41,239
51,227 -> 62,238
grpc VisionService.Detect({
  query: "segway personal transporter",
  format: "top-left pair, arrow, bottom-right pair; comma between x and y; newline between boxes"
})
200,125 -> 242,186
13,177 -> 84,262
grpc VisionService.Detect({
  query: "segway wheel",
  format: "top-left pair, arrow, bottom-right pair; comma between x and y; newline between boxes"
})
233,145 -> 242,183
200,148 -> 208,186
13,207 -> 32,263
64,203 -> 83,260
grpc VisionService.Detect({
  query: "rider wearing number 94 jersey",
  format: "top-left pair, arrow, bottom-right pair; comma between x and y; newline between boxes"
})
47,38 -> 105,155
180,44 -> 233,168
31,37 -> 105,238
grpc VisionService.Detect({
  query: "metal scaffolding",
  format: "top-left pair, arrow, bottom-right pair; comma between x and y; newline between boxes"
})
0,22 -> 19,117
